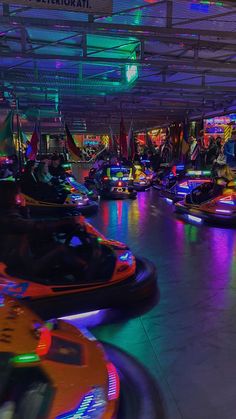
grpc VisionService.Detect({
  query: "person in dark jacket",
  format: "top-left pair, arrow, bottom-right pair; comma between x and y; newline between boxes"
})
49,156 -> 66,179
224,132 -> 236,168
206,136 -> 218,167
0,181 -> 87,277
20,160 -> 39,197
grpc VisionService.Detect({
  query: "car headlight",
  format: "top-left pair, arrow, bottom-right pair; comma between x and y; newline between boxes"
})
56,387 -> 107,419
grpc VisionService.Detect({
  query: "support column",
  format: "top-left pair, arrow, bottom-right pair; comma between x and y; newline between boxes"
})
166,0 -> 173,29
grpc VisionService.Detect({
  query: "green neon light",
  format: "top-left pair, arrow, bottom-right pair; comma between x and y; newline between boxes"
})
76,34 -> 140,92
134,8 -> 142,25
11,353 -> 40,364
187,170 -> 211,176
125,52 -> 138,84
126,64 -> 138,84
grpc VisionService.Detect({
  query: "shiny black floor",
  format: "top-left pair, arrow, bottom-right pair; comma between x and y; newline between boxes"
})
86,188 -> 236,418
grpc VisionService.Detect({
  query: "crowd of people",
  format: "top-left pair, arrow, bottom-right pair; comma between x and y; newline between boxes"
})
184,132 -> 236,170
20,155 -> 68,203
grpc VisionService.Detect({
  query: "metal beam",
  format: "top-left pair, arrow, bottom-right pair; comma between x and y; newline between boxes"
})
4,76 -> 236,92
2,19 -> 236,52
1,16 -> 235,40
1,49 -> 236,72
172,9 -> 235,28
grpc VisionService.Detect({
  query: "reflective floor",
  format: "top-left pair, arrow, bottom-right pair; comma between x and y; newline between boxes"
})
85,189 -> 236,419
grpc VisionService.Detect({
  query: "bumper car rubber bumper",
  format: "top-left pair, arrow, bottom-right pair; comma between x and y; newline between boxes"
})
25,257 -> 158,320
103,343 -> 166,419
175,202 -> 236,225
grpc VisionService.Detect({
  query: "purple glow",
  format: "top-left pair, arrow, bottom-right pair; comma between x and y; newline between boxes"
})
60,310 -> 100,321
216,209 -> 232,214
60,308 -> 111,328
56,61 -> 63,69
166,198 -> 173,204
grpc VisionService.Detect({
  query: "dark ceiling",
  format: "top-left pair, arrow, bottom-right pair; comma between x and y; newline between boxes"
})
0,0 -> 236,133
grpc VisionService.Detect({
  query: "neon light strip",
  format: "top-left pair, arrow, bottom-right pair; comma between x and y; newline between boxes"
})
219,201 -> 235,205
187,214 -> 202,223
166,198 -> 173,204
215,209 -> 231,214
107,362 -> 120,400
60,310 -> 100,321
11,353 -> 40,364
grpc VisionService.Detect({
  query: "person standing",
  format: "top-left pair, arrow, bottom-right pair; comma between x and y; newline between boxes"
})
188,136 -> 198,168
224,130 -> 236,168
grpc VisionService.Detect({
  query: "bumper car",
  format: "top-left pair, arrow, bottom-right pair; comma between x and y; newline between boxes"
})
133,164 -> 151,192
0,219 -> 157,320
161,169 -> 212,203
0,295 -> 118,419
85,165 -> 137,200
23,192 -> 98,217
153,163 -> 185,190
175,179 -> 236,226
140,159 -> 155,184
0,296 -> 164,419
64,175 -> 99,201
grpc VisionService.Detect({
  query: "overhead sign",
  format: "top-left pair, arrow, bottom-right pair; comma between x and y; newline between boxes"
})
1,0 -> 113,14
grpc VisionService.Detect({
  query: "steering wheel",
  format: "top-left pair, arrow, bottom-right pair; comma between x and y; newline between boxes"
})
64,225 -> 102,281
64,224 -> 94,246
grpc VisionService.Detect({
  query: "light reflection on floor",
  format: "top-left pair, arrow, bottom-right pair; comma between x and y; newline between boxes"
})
76,183 -> 236,419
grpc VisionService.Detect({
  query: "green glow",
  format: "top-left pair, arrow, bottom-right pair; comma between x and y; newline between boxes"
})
200,1 -> 223,4
11,353 -> 40,364
126,64 -> 138,84
125,52 -> 138,84
75,34 -> 140,92
134,8 -> 142,25
184,224 -> 198,243
187,170 -> 211,176
87,35 -> 139,59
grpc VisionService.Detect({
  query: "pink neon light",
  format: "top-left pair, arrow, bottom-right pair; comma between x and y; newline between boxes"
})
193,179 -> 211,183
216,209 -> 231,214
219,195 -> 236,205
179,181 -> 188,187
107,362 -> 120,400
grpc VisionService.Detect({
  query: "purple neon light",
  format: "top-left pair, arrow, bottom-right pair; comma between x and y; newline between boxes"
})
219,198 -> 235,205
215,209 -> 232,214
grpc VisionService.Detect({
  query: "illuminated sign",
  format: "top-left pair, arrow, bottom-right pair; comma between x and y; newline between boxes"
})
1,0 -> 113,14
